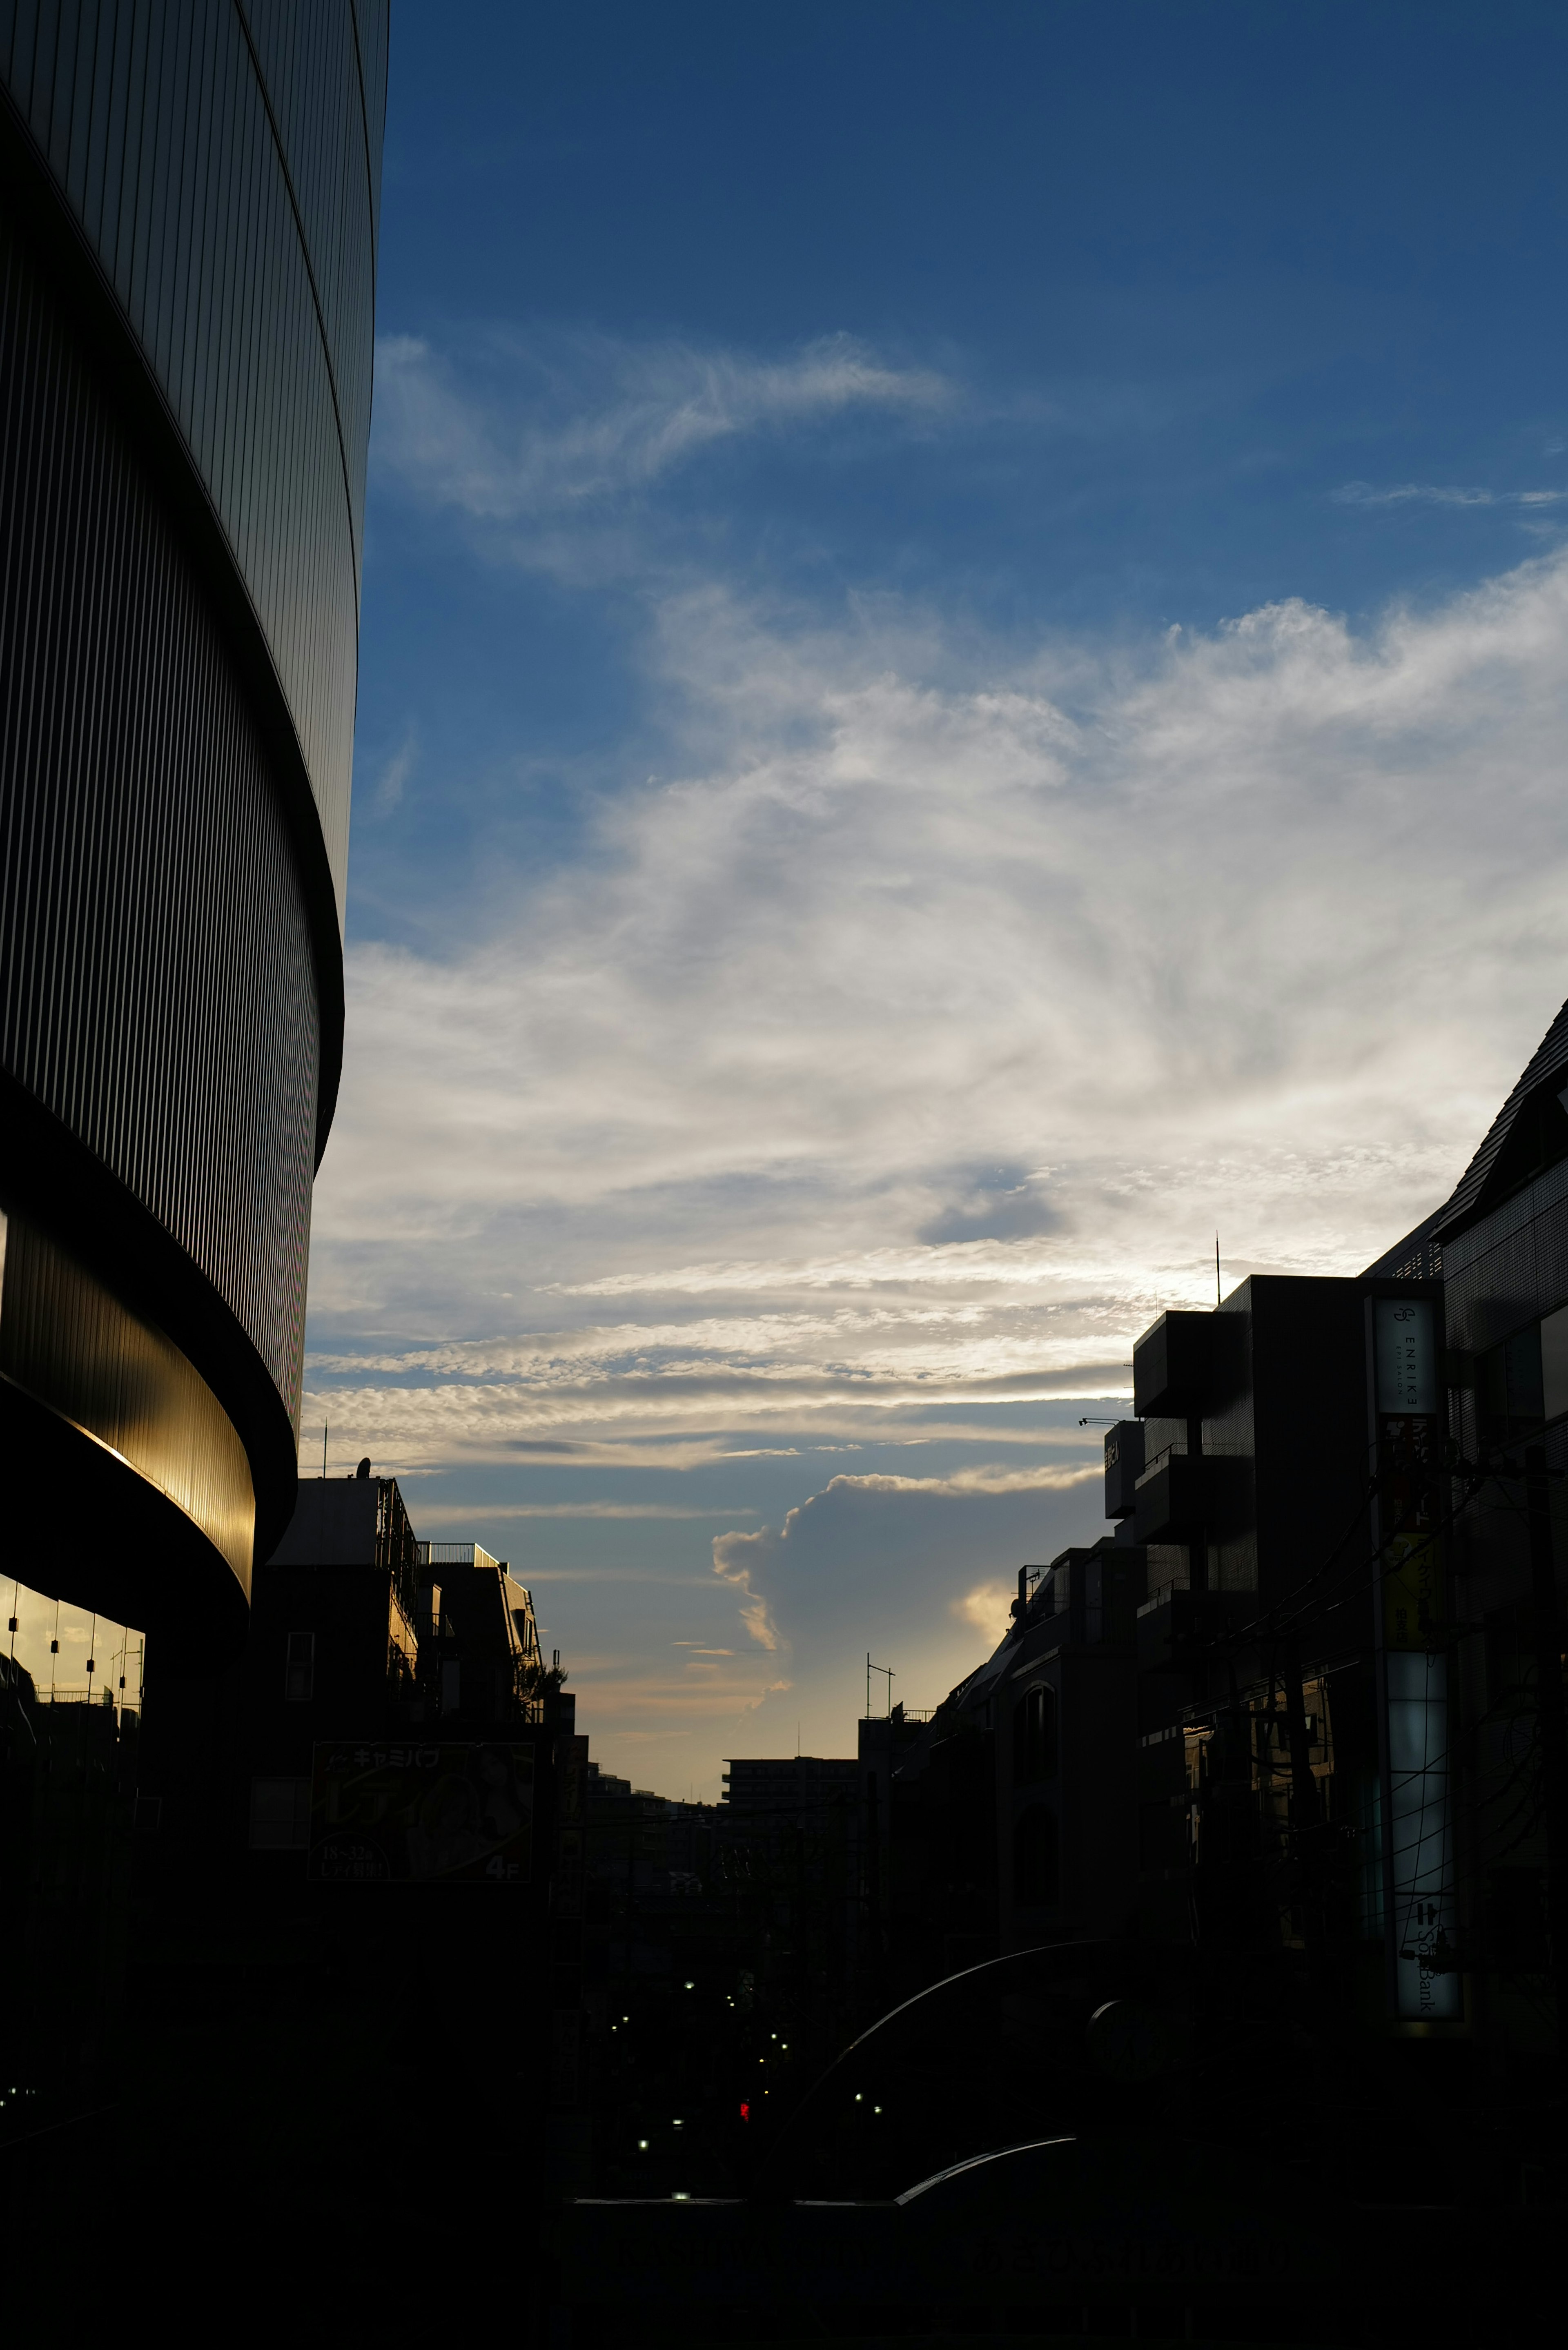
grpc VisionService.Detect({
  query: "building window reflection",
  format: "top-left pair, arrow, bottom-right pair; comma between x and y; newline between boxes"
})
3,1575 -> 143,1721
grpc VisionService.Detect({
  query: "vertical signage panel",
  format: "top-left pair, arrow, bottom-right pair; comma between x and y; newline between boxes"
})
1370,1295 -> 1460,2022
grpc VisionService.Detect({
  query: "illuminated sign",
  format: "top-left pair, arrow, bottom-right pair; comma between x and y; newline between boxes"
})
1374,1299 -> 1437,1414
1386,1652 -> 1460,2022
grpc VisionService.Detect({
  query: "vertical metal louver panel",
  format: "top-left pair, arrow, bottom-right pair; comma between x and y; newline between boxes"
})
0,0 -> 387,922
0,208 -> 317,1427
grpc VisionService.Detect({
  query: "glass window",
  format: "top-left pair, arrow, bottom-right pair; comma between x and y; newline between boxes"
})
1013,1806 -> 1059,1907
249,1777 -> 310,1851
1541,1303 -> 1568,1422
1478,1321 -> 1546,1450
1146,1544 -> 1190,1600
2,1575 -> 143,1721
1012,1684 -> 1058,1785
283,1629 -> 315,1702
1504,1325 -> 1544,1422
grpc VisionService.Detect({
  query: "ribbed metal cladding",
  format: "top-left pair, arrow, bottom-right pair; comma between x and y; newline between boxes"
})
0,203 -> 317,1424
1442,1157 -> 1568,1359
0,1209 -> 255,1589
0,0 -> 387,920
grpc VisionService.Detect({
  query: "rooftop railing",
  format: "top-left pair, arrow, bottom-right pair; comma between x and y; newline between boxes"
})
417,1540 -> 501,1572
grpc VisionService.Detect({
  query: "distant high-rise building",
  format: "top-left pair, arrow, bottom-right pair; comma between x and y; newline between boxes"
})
0,5 -> 387,1654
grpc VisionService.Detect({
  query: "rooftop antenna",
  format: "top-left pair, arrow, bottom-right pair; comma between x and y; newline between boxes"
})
866,1655 -> 895,1718
1215,1234 -> 1221,1308
321,1421 -> 328,1479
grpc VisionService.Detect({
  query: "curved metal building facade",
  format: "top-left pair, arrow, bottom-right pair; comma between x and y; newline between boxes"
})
0,2 -> 385,1646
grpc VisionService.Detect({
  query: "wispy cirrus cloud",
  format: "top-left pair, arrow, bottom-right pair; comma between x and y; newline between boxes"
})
320,548 -> 1568,1370
817,1464 -> 1100,1499
372,327 -> 952,519
1333,479 -> 1568,510
412,1501 -> 760,1521
298,1370 -> 1121,1471
370,723 -> 419,813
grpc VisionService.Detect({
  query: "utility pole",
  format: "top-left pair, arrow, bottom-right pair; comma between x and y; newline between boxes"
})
1279,1631 -> 1329,1983
1281,1637 -> 1321,1838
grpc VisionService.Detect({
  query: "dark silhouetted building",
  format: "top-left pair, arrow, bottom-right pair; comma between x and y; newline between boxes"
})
126,1471 -> 596,2239
0,5 -> 385,1648
1368,994 -> 1568,2105
871,1546 -> 1141,2000
721,1752 -> 860,2003
136,1476 -> 567,1900
543,1038 -> 1568,2346
0,0 -> 385,2131
1120,1271 -> 1437,1995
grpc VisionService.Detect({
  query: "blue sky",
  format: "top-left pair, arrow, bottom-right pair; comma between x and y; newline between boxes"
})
310,2 -> 1568,1793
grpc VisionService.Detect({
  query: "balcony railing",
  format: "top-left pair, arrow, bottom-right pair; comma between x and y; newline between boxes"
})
1137,1437 -> 1252,1484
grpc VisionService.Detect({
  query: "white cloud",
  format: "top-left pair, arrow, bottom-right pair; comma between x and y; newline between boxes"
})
706,1468 -> 1105,1713
955,1579 -> 1017,1643
707,1463 -> 1094,1659
372,328 -> 951,519
710,1526 -> 782,1653
371,724 -> 419,812
318,548 -> 1568,1448
316,543 -> 1568,1733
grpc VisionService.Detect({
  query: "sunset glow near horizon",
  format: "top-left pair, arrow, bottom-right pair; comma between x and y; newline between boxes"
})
313,2 -> 1568,1796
